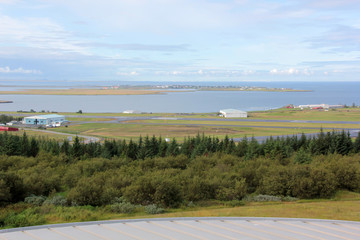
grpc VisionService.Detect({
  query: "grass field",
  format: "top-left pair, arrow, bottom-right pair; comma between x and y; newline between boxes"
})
66,117 -> 116,122
131,119 -> 360,129
50,123 -> 321,141
159,191 -> 360,221
7,129 -> 72,141
250,107 -> 360,121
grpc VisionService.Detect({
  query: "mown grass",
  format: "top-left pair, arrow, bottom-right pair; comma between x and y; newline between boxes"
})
132,119 -> 360,129
250,107 -> 360,121
49,123 -> 320,141
66,117 -> 116,122
7,129 -> 70,141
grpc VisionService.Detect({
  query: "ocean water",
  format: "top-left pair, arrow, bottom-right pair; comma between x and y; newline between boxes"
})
0,81 -> 359,113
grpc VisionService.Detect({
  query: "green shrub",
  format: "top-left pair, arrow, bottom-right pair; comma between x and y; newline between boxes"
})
281,196 -> 299,202
245,194 -> 282,202
110,202 -> 135,214
144,204 -> 164,214
3,208 -> 46,228
24,195 -> 46,206
43,195 -> 67,206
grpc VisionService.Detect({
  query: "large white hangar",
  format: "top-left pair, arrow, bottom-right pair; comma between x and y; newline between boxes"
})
220,109 -> 248,118
1,217 -> 360,240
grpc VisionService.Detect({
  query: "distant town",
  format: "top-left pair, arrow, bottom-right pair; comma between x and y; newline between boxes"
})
102,84 -> 311,92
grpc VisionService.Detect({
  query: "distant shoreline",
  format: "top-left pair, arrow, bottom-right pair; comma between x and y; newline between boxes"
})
0,85 -> 311,95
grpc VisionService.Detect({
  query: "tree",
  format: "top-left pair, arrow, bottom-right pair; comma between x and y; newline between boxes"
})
167,139 -> 179,156
71,136 -> 83,159
354,132 -> 360,153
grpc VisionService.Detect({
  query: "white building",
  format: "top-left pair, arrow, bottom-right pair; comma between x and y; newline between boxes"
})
23,114 -> 67,127
219,109 -> 247,118
297,104 -> 344,109
123,110 -> 142,114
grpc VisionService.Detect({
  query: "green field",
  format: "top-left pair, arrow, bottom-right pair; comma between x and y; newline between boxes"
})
250,107 -> 360,121
49,123 -> 321,141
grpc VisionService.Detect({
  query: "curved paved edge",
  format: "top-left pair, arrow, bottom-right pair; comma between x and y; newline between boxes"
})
1,217 -> 359,233
24,128 -> 101,143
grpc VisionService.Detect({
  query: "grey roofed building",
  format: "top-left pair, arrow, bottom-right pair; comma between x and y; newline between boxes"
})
220,109 -> 248,118
1,217 -> 360,240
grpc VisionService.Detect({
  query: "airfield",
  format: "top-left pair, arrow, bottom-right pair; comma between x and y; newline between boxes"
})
5,107 -> 360,143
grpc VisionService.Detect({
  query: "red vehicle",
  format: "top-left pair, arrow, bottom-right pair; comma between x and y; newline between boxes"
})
0,126 -> 19,131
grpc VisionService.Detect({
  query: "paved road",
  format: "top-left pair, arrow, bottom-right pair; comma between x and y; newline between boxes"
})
25,128 -> 101,143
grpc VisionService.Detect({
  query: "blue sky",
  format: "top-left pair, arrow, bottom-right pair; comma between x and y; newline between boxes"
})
0,0 -> 359,82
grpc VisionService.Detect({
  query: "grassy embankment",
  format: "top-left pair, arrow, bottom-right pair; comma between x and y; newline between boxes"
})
1,191 -> 360,228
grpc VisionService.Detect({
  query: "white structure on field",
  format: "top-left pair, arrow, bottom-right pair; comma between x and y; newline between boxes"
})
297,104 -> 344,109
220,109 -> 247,118
123,110 -> 142,114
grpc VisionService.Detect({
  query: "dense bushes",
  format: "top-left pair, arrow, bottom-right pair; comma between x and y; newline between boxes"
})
1,131 -> 360,209
1,152 -> 360,208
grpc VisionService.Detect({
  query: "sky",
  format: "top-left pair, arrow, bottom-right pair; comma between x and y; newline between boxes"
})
0,0 -> 359,83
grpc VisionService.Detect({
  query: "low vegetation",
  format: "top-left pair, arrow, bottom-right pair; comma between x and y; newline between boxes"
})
1,130 -> 360,228
250,107 -> 360,121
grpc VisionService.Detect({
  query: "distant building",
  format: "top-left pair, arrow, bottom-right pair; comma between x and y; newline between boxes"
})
297,104 -> 344,110
123,110 -> 142,114
23,114 -> 67,126
219,109 -> 247,118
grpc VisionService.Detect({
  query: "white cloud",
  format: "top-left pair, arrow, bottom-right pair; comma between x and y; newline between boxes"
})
269,68 -> 313,75
0,66 -> 42,74
172,71 -> 182,75
50,0 -> 235,32
0,14 -> 90,57
242,70 -> 255,75
0,0 -> 19,4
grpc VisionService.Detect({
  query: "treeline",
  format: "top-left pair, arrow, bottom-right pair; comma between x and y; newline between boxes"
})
1,130 -> 359,160
0,114 -> 21,124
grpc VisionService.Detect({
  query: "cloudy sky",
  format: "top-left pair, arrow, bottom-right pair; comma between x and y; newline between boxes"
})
0,0 -> 359,82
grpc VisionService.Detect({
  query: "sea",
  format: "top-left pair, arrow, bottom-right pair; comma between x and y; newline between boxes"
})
0,81 -> 359,113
